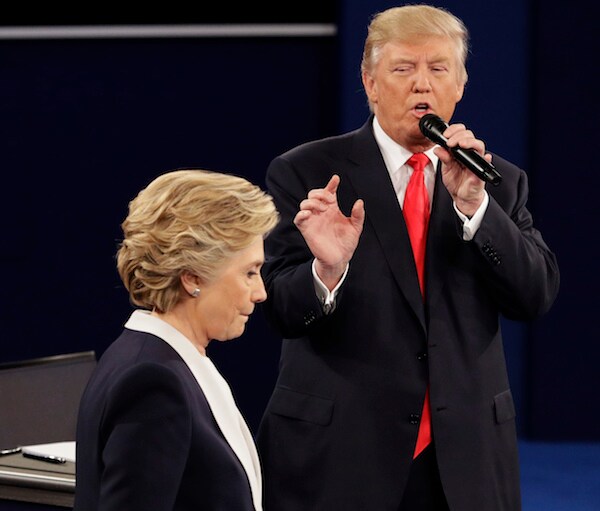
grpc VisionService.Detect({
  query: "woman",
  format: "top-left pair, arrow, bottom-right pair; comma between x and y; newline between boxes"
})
74,169 -> 279,511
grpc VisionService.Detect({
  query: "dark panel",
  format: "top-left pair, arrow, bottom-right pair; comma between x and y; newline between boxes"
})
0,351 -> 96,447
528,0 -> 600,440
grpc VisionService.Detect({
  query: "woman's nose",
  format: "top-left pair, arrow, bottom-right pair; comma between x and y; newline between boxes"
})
253,277 -> 268,303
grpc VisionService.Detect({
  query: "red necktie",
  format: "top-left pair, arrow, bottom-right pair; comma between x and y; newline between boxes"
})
403,152 -> 432,458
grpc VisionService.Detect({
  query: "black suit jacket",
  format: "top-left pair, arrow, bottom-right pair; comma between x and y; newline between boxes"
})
74,328 -> 256,511
257,116 -> 559,511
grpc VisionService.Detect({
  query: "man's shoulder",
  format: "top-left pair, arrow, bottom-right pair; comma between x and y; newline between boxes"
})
283,130 -> 355,156
487,152 -> 527,185
277,120 -> 373,162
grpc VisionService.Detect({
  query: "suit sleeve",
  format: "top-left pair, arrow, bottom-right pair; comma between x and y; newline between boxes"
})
472,161 -> 560,319
260,154 -> 331,338
97,363 -> 192,511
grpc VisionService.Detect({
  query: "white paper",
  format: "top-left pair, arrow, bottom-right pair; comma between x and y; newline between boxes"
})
20,441 -> 76,463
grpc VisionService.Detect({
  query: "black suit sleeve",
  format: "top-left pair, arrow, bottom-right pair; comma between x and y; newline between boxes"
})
474,159 -> 560,319
261,155 -> 330,338
98,363 -> 192,511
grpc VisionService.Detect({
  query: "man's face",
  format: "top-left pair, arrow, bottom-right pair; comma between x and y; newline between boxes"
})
362,35 -> 465,152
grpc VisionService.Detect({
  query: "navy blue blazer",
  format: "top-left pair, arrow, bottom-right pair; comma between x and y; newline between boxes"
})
257,116 -> 560,511
74,328 -> 256,511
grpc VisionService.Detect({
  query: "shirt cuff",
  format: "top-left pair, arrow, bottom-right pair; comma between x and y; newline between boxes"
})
453,191 -> 489,241
312,259 -> 349,314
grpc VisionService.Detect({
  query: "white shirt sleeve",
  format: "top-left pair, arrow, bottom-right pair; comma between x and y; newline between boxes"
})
312,259 -> 349,314
453,191 -> 490,241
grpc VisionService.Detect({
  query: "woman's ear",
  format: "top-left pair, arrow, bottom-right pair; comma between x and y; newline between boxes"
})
180,271 -> 202,298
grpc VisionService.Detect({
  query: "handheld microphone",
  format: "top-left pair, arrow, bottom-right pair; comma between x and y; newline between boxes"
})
418,114 -> 502,186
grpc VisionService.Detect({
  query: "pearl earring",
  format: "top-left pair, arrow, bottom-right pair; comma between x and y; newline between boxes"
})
191,288 -> 200,298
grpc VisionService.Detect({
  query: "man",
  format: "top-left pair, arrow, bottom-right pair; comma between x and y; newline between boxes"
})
257,5 -> 559,511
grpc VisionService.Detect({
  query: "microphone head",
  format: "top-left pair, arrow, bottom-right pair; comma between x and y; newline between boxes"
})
418,113 -> 449,142
419,114 -> 503,186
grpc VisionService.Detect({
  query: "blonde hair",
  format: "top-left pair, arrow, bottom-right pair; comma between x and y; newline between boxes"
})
361,4 -> 469,84
116,169 -> 279,313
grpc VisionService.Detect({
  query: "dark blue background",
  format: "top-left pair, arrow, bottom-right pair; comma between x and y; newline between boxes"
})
1,3 -> 597,479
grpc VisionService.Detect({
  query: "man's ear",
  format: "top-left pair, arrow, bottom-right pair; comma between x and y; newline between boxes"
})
455,80 -> 465,103
362,71 -> 377,104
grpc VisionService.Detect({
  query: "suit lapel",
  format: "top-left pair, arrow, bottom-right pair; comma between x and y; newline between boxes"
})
343,119 -> 426,330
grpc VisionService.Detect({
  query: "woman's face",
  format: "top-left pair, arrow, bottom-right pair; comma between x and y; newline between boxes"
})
198,235 -> 267,342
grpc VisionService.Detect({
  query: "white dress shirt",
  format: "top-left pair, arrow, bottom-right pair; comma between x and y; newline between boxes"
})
314,116 -> 489,310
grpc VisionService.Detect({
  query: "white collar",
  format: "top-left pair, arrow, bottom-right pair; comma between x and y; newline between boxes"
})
125,309 -> 262,511
372,115 -> 439,172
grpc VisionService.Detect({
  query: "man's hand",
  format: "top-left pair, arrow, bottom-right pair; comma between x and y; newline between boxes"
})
435,123 -> 490,217
294,174 -> 365,290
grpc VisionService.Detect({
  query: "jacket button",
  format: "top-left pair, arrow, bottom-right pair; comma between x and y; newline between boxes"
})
409,414 -> 420,425
416,351 -> 428,361
303,310 -> 317,325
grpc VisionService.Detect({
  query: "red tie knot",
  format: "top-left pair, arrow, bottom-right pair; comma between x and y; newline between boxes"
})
407,153 -> 430,174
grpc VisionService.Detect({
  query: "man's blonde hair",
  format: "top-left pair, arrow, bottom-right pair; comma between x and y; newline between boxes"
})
361,4 -> 469,85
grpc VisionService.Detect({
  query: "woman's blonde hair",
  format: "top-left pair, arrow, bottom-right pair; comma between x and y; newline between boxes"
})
116,169 -> 279,313
361,4 -> 470,85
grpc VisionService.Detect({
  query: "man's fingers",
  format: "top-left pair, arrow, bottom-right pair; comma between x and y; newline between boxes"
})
351,199 -> 366,229
293,209 -> 311,227
306,174 -> 340,204
300,197 -> 328,212
325,174 -> 340,194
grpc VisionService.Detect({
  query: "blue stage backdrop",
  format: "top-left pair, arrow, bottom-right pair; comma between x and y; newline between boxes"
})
0,0 -> 597,443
